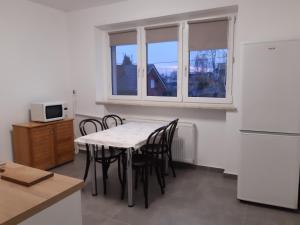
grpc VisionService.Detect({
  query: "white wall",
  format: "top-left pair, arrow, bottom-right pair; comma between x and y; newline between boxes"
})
66,0 -> 300,175
4,0 -> 295,174
0,0 -> 72,160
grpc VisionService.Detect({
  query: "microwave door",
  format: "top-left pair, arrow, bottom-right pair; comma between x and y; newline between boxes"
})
45,105 -> 63,120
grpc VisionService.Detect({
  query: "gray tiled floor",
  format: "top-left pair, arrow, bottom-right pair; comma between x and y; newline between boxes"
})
52,153 -> 300,225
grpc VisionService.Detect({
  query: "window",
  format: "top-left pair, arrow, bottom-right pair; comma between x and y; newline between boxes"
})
145,25 -> 179,97
187,19 -> 228,98
109,30 -> 138,96
106,15 -> 234,106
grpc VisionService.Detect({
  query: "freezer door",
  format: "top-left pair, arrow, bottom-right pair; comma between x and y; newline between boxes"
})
241,40 -> 300,133
238,132 -> 300,209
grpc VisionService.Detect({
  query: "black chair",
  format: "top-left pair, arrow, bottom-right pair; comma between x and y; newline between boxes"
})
102,114 -> 127,199
102,114 -> 124,129
130,126 -> 168,208
79,118 -> 124,196
165,119 -> 179,177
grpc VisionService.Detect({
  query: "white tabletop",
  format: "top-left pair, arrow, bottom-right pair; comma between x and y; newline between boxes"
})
74,122 -> 166,149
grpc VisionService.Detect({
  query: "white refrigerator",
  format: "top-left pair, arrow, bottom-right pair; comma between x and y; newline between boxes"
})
238,40 -> 300,209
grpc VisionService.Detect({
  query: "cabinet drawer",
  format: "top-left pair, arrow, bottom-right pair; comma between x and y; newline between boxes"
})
30,126 -> 55,169
54,121 -> 73,141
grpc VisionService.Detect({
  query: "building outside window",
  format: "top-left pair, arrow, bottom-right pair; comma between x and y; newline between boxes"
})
145,25 -> 179,97
110,30 -> 138,96
188,19 -> 228,98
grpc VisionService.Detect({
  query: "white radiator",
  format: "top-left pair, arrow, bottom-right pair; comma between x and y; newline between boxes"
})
75,114 -> 197,164
170,122 -> 196,164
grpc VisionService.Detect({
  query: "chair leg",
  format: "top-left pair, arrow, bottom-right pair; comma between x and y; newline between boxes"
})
141,167 -> 145,183
168,150 -> 176,177
121,153 -> 127,200
83,150 -> 90,181
161,170 -> 166,189
117,155 -> 122,185
169,157 -> 176,178
149,155 -> 154,176
102,162 -> 107,195
93,156 -> 97,194
160,157 -> 166,188
105,163 -> 109,179
135,168 -> 139,190
143,166 -> 149,208
155,165 -> 165,194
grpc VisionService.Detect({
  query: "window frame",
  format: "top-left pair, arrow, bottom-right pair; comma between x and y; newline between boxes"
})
105,14 -> 235,105
182,15 -> 235,104
106,28 -> 142,100
141,23 -> 183,102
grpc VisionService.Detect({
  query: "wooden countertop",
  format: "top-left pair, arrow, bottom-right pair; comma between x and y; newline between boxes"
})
0,162 -> 84,225
12,118 -> 74,128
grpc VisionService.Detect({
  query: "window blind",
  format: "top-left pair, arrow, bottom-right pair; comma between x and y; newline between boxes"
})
145,25 -> 178,43
109,30 -> 137,46
188,19 -> 228,51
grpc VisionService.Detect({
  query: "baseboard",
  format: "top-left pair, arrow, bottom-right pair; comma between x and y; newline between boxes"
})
77,150 -> 237,179
197,165 -> 224,173
223,173 -> 238,179
239,199 -> 299,212
174,163 -> 237,179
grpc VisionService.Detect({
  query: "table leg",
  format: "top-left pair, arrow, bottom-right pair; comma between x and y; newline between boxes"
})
91,145 -> 97,196
127,148 -> 134,207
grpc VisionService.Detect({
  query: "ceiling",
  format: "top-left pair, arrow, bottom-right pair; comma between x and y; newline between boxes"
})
28,0 -> 127,11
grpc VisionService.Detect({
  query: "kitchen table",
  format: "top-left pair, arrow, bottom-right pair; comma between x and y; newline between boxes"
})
75,121 -> 166,207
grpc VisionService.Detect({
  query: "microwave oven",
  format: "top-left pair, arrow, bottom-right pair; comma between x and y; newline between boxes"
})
30,102 -> 65,122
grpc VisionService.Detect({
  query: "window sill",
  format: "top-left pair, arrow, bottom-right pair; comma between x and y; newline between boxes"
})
96,100 -> 236,111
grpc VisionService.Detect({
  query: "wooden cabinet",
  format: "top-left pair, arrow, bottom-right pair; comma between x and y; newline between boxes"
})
12,119 -> 74,170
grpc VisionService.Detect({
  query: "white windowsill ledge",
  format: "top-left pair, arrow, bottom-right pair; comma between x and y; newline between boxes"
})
96,100 -> 236,111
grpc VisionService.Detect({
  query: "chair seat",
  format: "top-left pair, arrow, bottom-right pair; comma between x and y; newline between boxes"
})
132,152 -> 165,167
95,147 -> 123,162
140,144 -> 168,154
132,154 -> 147,167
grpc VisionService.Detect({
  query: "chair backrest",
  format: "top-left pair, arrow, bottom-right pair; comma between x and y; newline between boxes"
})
166,119 -> 179,150
79,118 -> 104,136
142,125 -> 168,156
102,114 -> 124,130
